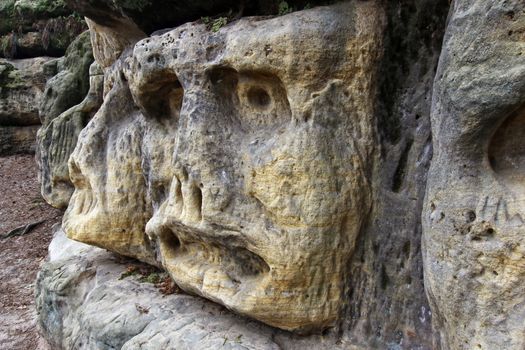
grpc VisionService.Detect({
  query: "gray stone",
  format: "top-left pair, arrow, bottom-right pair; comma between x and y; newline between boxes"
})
38,31 -> 93,126
36,228 -> 344,350
37,61 -> 103,208
0,57 -> 52,126
422,0 -> 525,349
37,31 -> 95,208
0,56 -> 53,155
0,125 -> 39,155
63,2 -> 384,333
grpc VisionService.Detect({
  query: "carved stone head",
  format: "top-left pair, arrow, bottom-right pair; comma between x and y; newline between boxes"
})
63,2 -> 384,332
423,1 -> 525,348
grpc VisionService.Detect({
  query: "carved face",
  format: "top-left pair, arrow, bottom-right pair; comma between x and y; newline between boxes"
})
423,2 -> 525,348
64,2 -> 383,332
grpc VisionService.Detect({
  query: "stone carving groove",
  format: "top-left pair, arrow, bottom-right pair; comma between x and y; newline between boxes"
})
62,2 -> 384,333
423,0 -> 525,349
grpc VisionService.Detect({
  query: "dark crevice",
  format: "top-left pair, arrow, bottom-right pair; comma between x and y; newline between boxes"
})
392,138 -> 413,192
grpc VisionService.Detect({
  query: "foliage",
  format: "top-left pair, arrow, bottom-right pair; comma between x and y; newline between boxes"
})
42,15 -> 87,52
139,272 -> 163,284
278,1 -> 293,16
202,16 -> 228,32
118,264 -> 163,284
211,17 -> 228,32
0,33 -> 16,59
119,265 -> 140,280
13,0 -> 69,18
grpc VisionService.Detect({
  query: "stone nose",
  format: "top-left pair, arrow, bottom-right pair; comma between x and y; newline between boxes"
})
164,86 -> 237,226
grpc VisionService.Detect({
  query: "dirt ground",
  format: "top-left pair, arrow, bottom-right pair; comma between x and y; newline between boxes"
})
0,154 -> 63,350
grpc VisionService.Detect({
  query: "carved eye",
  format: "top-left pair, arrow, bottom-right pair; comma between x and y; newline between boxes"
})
246,86 -> 271,109
207,67 -> 290,132
236,73 -> 291,131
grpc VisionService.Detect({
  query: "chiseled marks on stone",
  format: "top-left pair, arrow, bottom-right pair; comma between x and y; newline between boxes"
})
422,0 -> 525,349
63,62 -> 157,266
37,62 -> 103,208
35,228 -> 280,350
36,31 -> 95,208
63,2 -> 385,333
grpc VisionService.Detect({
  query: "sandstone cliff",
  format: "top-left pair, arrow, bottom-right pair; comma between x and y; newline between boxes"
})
20,0 -> 525,349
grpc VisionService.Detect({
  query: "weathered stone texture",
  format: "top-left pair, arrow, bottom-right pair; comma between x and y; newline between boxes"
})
0,57 -> 53,155
38,31 -> 93,126
61,2 -> 385,333
37,31 -> 95,208
0,0 -> 86,59
37,61 -> 102,208
36,228 -> 349,350
0,57 -> 51,126
423,0 -> 525,349
0,125 -> 39,154
34,0 -> 525,348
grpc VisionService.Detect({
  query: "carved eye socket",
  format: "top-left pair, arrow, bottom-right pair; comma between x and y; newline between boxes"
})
247,86 -> 271,109
236,73 -> 290,131
207,67 -> 290,132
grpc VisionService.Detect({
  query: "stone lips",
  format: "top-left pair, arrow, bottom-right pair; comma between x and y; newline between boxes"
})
63,2 -> 385,333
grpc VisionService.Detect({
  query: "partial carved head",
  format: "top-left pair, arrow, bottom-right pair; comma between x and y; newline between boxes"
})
63,2 -> 384,332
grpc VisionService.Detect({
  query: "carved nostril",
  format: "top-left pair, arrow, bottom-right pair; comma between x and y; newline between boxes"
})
162,228 -> 181,252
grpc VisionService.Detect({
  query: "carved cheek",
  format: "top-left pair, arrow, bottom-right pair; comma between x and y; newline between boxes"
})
246,149 -> 353,229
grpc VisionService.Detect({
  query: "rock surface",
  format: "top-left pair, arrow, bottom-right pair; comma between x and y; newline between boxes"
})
37,30 -> 95,208
62,2 -> 384,333
37,228 -> 362,350
0,125 -> 39,154
30,0 -> 525,347
422,0 -> 525,349
0,57 -> 53,155
0,57 -> 51,126
35,0 -> 456,348
0,0 -> 86,59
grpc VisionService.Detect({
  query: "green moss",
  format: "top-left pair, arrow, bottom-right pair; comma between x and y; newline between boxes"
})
278,1 -> 293,16
139,272 -> 163,284
201,16 -> 228,32
211,17 -> 227,32
0,0 -> 16,35
0,63 -> 26,98
15,0 -> 69,18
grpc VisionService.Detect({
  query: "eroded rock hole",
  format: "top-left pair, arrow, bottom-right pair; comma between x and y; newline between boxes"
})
161,228 -> 181,254
465,210 -> 476,223
392,138 -> 413,192
223,247 -> 270,281
247,86 -> 271,109
489,108 -> 525,190
141,81 -> 183,123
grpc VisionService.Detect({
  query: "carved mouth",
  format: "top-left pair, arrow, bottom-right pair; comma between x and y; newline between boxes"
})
156,221 -> 270,294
